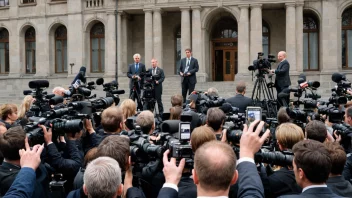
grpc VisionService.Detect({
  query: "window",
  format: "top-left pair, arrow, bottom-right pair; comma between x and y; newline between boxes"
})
0,0 -> 9,6
303,15 -> 319,71
212,17 -> 238,39
0,28 -> 9,74
262,21 -> 270,58
90,22 -> 105,73
55,26 -> 67,73
342,8 -> 352,68
25,27 -> 36,74
175,27 -> 181,74
22,0 -> 35,3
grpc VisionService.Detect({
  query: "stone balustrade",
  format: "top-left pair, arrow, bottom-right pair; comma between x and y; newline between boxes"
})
85,0 -> 104,8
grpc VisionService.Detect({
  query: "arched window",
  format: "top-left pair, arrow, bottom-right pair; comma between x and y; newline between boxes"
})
212,17 -> 238,39
303,15 -> 319,71
262,21 -> 270,58
342,8 -> 352,68
90,22 -> 105,73
175,27 -> 181,74
25,27 -> 36,74
0,28 -> 9,74
55,25 -> 67,73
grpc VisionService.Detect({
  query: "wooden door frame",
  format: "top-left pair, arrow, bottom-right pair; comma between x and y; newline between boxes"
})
211,38 -> 237,81
223,49 -> 236,81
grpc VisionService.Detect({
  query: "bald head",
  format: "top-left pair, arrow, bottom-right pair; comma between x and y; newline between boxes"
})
278,51 -> 287,62
194,141 -> 237,191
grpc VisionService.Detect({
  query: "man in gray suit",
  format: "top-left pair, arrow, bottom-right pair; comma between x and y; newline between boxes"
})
127,53 -> 146,110
269,51 -> 291,107
179,48 -> 199,103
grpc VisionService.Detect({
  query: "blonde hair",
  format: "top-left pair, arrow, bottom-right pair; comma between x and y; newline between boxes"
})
18,95 -> 33,119
120,99 -> 137,120
0,104 -> 18,121
276,123 -> 304,150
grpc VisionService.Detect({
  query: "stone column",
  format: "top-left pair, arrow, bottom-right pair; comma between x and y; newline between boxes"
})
180,7 -> 191,54
117,12 -> 123,76
238,5 -> 250,75
121,13 -> 128,73
192,6 -> 202,74
321,0 -> 338,73
105,11 -> 116,77
296,3 -> 304,73
153,8 -> 163,68
35,23 -> 50,77
286,3 -> 296,72
144,9 -> 153,66
250,4 -> 262,61
67,0 -> 83,76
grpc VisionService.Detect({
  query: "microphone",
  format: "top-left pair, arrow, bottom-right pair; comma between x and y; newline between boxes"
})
111,90 -> 125,95
297,78 -> 306,84
298,73 -> 306,82
331,73 -> 346,83
96,78 -> 104,85
23,90 -> 32,95
71,66 -> 87,84
28,80 -> 49,89
87,81 -> 95,86
105,80 -> 118,87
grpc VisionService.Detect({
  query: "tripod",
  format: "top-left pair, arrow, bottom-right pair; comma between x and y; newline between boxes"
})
142,88 -> 162,120
129,80 -> 143,111
251,72 -> 277,118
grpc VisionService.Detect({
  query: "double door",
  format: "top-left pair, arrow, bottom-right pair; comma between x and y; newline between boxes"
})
213,48 -> 237,81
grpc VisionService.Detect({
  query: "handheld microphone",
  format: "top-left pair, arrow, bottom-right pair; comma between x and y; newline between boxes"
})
331,73 -> 345,83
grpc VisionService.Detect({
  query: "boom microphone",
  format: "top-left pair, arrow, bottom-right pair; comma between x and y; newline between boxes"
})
332,73 -> 345,83
28,80 -> 49,89
96,78 -> 104,85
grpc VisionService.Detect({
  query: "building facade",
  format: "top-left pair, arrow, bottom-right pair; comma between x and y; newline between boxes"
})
0,0 -> 352,93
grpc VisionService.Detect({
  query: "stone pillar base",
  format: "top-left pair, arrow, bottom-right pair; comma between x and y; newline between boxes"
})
197,72 -> 208,82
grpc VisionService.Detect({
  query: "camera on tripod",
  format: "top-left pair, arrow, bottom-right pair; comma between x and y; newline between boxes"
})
248,52 -> 276,74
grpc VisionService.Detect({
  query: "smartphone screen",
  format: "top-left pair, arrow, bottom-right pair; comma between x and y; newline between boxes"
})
179,123 -> 191,141
246,107 -> 262,125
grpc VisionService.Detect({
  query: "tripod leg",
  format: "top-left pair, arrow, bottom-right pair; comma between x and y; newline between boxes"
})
135,91 -> 143,111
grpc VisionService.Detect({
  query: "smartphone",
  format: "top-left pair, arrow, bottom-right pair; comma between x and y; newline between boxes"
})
179,122 -> 191,141
246,106 -> 262,125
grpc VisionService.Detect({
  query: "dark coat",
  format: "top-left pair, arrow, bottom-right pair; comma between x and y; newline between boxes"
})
127,62 -> 146,89
147,67 -> 165,96
225,94 -> 253,113
237,161 -> 265,198
326,175 -> 352,197
279,187 -> 343,198
179,57 -> 199,84
275,59 -> 291,89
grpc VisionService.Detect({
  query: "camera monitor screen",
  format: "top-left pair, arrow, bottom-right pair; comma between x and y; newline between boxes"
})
179,122 -> 191,141
246,107 -> 262,125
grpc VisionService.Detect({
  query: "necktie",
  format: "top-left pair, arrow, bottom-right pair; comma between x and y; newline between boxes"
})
153,68 -> 156,75
135,63 -> 139,73
184,58 -> 190,73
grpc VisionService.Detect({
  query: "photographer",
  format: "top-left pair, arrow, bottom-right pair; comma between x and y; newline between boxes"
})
52,86 -> 70,97
226,81 -> 253,113
171,94 -> 183,107
325,142 -> 352,197
268,51 -> 291,107
182,93 -> 206,131
259,123 -> 303,197
205,107 -> 226,141
0,103 -> 19,134
43,125 -> 83,193
136,110 -> 156,135
305,120 -> 330,143
146,58 -> 165,115
0,126 -> 50,197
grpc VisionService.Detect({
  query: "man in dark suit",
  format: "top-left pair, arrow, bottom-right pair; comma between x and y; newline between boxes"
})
144,58 -> 165,115
269,51 -> 291,107
179,48 -> 199,102
325,142 -> 352,197
226,81 -> 253,113
127,53 -> 146,110
279,140 -> 342,198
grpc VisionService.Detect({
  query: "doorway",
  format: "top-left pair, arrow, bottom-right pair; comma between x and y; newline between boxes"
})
212,41 -> 238,81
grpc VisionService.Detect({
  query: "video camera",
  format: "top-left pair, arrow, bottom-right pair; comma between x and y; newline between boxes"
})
248,52 -> 276,74
96,78 -> 125,105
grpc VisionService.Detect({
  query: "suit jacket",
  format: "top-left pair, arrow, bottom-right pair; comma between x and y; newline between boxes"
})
157,187 -> 178,198
275,59 -> 291,89
225,94 -> 253,113
326,175 -> 352,197
278,187 -> 342,198
2,167 -> 36,198
178,176 -> 197,198
148,67 -> 165,95
127,62 -> 146,89
237,161 -> 265,198
179,57 -> 199,84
